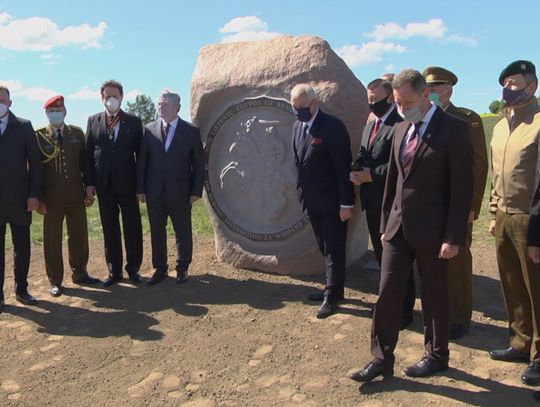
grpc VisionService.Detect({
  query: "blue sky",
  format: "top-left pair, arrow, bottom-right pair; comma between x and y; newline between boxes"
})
0,0 -> 538,128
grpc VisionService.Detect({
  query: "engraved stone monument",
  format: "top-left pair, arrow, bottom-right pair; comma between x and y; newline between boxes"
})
191,35 -> 370,275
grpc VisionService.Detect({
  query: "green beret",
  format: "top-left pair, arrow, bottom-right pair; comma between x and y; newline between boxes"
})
423,66 -> 458,86
499,60 -> 536,85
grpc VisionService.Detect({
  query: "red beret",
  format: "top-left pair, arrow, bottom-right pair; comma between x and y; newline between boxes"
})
43,95 -> 64,109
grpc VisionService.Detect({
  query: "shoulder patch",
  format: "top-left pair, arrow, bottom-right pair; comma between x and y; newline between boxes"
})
457,107 -> 473,116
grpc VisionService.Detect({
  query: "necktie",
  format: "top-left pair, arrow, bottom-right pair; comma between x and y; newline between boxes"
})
401,122 -> 422,175
368,119 -> 382,148
56,128 -> 63,145
162,123 -> 170,147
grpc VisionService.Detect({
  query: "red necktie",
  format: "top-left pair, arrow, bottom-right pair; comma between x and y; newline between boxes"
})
368,119 -> 381,147
401,122 -> 422,175
162,123 -> 170,146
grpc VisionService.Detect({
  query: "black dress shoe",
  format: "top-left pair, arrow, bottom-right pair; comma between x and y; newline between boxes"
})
73,275 -> 101,285
404,357 -> 448,378
176,270 -> 188,284
349,360 -> 393,382
128,273 -> 143,284
522,362 -> 540,385
16,293 -> 37,305
449,323 -> 469,339
147,271 -> 167,286
489,347 -> 529,362
103,274 -> 123,287
316,300 -> 337,319
50,285 -> 62,297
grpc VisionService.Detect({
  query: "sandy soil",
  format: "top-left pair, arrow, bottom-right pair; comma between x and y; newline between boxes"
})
0,235 -> 538,406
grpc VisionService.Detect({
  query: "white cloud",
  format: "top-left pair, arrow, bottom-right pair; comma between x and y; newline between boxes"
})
219,16 -> 267,34
17,87 -> 58,102
0,13 -> 107,51
447,33 -> 478,47
124,89 -> 140,100
0,79 -> 23,92
365,18 -> 447,41
68,86 -> 100,100
337,42 -> 406,67
385,63 -> 395,71
219,16 -> 281,43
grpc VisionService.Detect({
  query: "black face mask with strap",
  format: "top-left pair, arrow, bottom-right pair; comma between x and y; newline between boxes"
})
369,96 -> 392,118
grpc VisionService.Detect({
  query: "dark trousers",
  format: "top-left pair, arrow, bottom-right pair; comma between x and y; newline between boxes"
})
447,222 -> 474,326
97,187 -> 143,277
365,203 -> 416,321
43,201 -> 89,286
371,230 -> 449,366
0,223 -> 31,300
308,211 -> 347,302
496,210 -> 540,362
146,197 -> 192,274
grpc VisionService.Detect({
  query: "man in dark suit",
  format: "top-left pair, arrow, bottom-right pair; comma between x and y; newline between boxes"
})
85,80 -> 143,286
349,69 -> 473,381
291,83 -> 355,319
350,78 -> 416,329
136,89 -> 204,286
0,86 -> 43,310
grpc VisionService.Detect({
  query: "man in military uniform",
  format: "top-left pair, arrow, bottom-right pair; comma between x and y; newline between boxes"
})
423,66 -> 489,339
488,60 -> 540,386
35,95 -> 100,297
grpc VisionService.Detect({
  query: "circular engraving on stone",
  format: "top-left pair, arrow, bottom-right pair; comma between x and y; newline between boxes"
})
205,96 -> 309,241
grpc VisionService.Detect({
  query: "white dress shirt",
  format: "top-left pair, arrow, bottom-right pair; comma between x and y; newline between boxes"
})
0,115 -> 8,135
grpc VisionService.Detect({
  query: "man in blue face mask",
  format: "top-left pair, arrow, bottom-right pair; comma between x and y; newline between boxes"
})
35,95 -> 100,297
290,83 -> 355,319
349,69 -> 473,382
423,66 -> 489,340
488,60 -> 540,388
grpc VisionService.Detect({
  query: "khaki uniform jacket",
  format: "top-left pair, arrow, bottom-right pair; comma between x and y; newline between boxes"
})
446,103 -> 488,219
35,124 -> 86,204
490,98 -> 540,216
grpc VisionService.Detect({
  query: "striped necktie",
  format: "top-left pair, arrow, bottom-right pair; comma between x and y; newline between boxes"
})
401,122 -> 422,175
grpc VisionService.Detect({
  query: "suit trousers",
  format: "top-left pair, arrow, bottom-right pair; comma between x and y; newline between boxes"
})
495,210 -> 540,362
308,211 -> 347,302
97,186 -> 143,277
447,222 -> 473,326
146,197 -> 192,274
0,223 -> 31,299
371,230 -> 450,366
43,201 -> 89,286
365,202 -> 416,321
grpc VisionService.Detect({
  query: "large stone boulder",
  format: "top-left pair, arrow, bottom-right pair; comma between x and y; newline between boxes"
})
190,35 -> 369,276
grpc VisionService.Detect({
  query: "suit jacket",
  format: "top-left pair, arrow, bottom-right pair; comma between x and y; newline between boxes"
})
293,109 -> 355,215
380,107 -> 473,247
85,110 -> 143,196
528,164 -> 540,246
353,107 -> 402,211
136,118 -> 204,204
0,112 -> 43,225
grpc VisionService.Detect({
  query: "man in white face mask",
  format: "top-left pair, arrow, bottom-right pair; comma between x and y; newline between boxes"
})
350,69 -> 473,382
35,95 -> 100,297
85,80 -> 144,287
0,85 -> 43,310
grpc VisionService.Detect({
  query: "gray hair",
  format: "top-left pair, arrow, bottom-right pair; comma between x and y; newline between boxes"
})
392,69 -> 426,94
290,84 -> 317,103
524,73 -> 538,86
159,89 -> 181,106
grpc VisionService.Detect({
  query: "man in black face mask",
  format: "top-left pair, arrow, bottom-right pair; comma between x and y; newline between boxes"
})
291,83 -> 355,319
350,79 -> 416,329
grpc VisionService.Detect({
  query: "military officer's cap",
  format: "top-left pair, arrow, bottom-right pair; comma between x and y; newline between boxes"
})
499,60 -> 536,85
423,66 -> 458,86
43,95 -> 65,109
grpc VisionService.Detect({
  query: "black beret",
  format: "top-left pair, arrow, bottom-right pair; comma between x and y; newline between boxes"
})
499,60 -> 536,85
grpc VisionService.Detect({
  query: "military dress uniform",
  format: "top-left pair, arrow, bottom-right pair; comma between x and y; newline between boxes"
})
423,67 -> 489,336
35,115 -> 91,287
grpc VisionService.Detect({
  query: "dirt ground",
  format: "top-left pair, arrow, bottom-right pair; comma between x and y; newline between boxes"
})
0,235 -> 538,406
